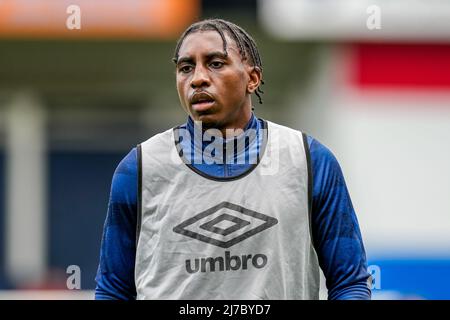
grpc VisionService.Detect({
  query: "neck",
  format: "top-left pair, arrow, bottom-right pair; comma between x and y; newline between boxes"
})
213,102 -> 254,137
220,108 -> 253,138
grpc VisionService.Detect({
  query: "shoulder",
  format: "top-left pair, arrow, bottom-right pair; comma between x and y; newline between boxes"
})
304,135 -> 350,205
264,121 -> 309,153
140,128 -> 175,150
115,148 -> 138,176
110,148 -> 138,203
266,120 -> 304,137
265,121 -> 338,166
305,135 -> 341,171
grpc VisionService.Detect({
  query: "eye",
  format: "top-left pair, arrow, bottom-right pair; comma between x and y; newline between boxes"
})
210,61 -> 224,69
179,65 -> 193,73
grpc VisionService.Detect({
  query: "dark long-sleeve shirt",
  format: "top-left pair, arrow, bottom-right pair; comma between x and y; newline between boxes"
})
95,114 -> 371,300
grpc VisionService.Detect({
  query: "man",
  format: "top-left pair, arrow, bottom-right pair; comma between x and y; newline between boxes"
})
95,19 -> 371,300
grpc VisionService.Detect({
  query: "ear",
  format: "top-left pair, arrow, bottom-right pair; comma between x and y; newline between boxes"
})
246,65 -> 262,94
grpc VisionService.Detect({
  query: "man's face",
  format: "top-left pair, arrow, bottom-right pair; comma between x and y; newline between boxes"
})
176,30 -> 259,131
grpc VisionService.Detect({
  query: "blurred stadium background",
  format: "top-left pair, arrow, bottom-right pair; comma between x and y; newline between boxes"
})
0,0 -> 450,299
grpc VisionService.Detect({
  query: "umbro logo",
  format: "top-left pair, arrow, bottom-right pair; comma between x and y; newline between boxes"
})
173,201 -> 278,248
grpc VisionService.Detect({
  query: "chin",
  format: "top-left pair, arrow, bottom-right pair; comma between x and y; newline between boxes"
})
197,117 -> 221,130
193,113 -> 223,128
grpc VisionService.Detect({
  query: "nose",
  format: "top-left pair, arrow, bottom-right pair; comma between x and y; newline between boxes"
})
190,65 -> 210,89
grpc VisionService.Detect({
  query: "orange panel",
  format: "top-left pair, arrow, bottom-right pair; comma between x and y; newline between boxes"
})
0,0 -> 200,39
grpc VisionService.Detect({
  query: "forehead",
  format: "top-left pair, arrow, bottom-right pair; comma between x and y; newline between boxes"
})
178,30 -> 241,60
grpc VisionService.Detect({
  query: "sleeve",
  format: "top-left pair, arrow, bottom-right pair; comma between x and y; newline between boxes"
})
307,136 -> 371,300
95,148 -> 138,300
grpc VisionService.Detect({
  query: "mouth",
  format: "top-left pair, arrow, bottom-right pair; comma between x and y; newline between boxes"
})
190,92 -> 216,113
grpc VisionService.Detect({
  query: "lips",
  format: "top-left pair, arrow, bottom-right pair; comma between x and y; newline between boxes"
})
190,91 -> 215,112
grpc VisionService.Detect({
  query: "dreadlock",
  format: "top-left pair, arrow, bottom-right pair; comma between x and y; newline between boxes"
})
173,18 -> 265,104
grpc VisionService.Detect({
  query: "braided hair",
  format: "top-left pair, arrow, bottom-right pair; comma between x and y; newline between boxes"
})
173,18 -> 265,104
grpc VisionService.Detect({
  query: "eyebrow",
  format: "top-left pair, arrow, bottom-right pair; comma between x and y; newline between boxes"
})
205,51 -> 228,60
176,51 -> 228,66
176,56 -> 194,66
